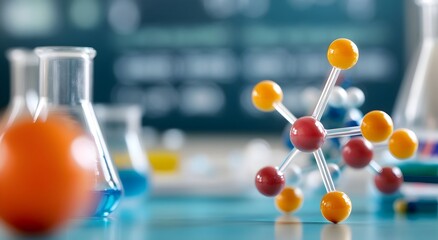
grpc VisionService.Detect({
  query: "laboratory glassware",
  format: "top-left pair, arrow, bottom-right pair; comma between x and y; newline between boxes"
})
33,47 -> 123,217
95,104 -> 150,197
393,0 -> 438,159
1,48 -> 39,128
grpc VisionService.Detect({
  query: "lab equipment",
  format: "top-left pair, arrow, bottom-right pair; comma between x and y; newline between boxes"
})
327,86 -> 365,128
393,0 -> 438,159
95,105 -> 150,197
251,39 -> 417,223
33,47 -> 123,217
1,48 -> 38,128
275,186 -> 303,214
280,113 -> 416,214
273,163 -> 341,214
341,127 -> 418,194
284,85 -> 364,150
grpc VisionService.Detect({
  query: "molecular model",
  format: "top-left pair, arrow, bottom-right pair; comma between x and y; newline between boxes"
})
283,84 -> 365,154
341,119 -> 418,194
251,38 -> 418,223
325,85 -> 365,128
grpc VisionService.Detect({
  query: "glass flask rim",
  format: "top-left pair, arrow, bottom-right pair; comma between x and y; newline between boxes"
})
35,46 -> 96,59
6,48 -> 38,64
416,0 -> 438,5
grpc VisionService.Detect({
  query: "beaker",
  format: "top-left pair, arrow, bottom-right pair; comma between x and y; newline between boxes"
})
95,104 -> 150,197
33,47 -> 123,217
393,0 -> 438,159
1,48 -> 39,128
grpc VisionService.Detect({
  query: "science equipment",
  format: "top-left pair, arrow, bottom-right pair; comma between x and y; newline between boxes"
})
33,47 -> 123,217
393,0 -> 438,159
273,162 -> 341,214
251,39 -> 418,223
341,127 -> 418,194
95,104 -> 150,197
284,85 -> 365,150
275,186 -> 303,214
1,48 -> 38,128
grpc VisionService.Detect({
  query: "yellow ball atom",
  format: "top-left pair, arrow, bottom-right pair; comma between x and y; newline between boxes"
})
275,186 -> 304,214
388,129 -> 418,159
320,191 -> 352,224
252,80 -> 283,112
327,38 -> 359,70
361,110 -> 393,143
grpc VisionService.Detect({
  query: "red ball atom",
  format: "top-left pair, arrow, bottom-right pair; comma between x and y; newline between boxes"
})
255,166 -> 285,197
290,117 -> 326,152
374,167 -> 403,194
342,138 -> 373,169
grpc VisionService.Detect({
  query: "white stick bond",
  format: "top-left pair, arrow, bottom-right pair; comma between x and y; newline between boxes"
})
312,67 -> 341,120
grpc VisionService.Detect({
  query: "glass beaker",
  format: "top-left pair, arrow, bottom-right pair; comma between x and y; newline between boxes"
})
393,0 -> 438,159
33,47 -> 123,217
95,104 -> 150,197
1,48 -> 39,128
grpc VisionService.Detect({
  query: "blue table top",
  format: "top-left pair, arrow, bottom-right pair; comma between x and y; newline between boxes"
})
1,195 -> 437,240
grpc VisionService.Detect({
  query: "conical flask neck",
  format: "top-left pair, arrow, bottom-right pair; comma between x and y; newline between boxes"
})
418,0 -> 438,39
7,49 -> 38,100
36,47 -> 96,105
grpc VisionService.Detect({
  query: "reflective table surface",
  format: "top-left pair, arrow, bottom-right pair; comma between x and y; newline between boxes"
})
1,195 -> 437,240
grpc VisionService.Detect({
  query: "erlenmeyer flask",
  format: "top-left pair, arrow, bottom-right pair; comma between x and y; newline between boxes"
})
1,48 -> 38,128
33,47 -> 123,217
95,104 -> 150,197
393,0 -> 438,159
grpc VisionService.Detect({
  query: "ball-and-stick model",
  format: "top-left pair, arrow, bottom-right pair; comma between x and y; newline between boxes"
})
342,120 -> 418,194
251,38 -> 417,223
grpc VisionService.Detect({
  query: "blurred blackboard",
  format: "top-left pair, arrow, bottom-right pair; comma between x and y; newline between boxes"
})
0,0 -> 405,132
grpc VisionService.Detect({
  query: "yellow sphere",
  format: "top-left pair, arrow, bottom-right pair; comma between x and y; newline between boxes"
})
252,80 -> 283,112
320,191 -> 352,224
327,38 -> 359,70
275,186 -> 304,214
361,111 -> 393,143
393,199 -> 408,214
388,129 -> 418,159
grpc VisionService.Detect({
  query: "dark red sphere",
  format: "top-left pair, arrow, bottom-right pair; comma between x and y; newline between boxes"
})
342,138 -> 374,169
374,167 -> 403,194
255,166 -> 285,197
290,117 -> 326,152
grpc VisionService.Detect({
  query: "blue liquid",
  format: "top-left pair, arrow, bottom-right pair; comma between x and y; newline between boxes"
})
91,188 -> 122,217
118,169 -> 149,197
